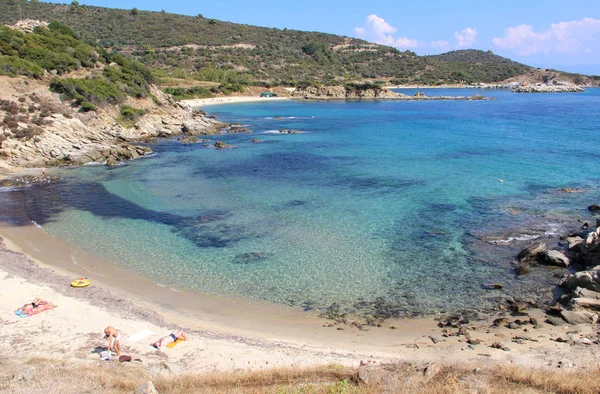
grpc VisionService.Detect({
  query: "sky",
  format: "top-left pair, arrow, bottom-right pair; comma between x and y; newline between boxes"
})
76,0 -> 600,74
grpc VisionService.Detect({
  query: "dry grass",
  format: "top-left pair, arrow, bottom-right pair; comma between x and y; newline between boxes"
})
1,358 -> 600,394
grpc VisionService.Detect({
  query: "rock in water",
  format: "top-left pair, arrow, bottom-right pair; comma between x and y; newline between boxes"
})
518,242 -> 547,262
214,141 -> 233,149
588,204 -> 600,213
538,250 -> 570,267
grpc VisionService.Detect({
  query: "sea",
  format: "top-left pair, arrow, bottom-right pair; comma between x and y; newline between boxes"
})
2,88 -> 600,318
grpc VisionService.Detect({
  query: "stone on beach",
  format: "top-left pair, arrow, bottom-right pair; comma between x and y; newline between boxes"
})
560,310 -> 598,325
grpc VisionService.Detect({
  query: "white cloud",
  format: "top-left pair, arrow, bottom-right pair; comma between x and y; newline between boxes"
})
492,17 -> 600,56
454,28 -> 478,48
430,40 -> 450,50
354,14 -> 418,49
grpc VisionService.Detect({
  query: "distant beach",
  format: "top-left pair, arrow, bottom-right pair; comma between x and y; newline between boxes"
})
183,95 -> 289,107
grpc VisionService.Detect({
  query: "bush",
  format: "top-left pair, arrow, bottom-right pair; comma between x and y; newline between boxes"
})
50,77 -> 125,105
13,126 -> 43,140
80,101 -> 97,112
0,56 -> 44,78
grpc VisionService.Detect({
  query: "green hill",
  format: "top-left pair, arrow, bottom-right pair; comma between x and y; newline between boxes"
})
0,0 -> 584,87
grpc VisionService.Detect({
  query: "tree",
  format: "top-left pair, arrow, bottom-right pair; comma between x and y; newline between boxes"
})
70,0 -> 79,6
197,13 -> 203,19
131,8 -> 138,16
208,19 -> 217,25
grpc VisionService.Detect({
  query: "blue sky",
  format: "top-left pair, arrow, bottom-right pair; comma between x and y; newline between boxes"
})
76,0 -> 600,74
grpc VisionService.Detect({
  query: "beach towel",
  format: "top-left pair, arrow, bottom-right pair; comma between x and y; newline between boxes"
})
15,300 -> 56,318
126,330 -> 154,343
166,339 -> 184,348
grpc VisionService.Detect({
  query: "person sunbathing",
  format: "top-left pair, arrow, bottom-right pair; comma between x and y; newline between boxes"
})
151,330 -> 187,349
15,298 -> 55,317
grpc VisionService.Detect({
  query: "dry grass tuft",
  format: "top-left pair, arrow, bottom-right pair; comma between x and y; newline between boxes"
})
2,358 -> 600,394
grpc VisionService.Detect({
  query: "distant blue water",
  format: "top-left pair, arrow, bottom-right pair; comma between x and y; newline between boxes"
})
3,88 -> 600,316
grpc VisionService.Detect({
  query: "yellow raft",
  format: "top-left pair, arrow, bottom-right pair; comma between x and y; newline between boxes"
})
71,277 -> 91,288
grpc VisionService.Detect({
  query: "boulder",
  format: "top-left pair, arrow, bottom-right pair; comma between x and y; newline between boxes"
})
227,126 -> 250,134
515,263 -> 531,275
106,156 -> 120,166
562,270 -> 600,292
214,141 -> 233,149
571,297 -> 600,310
356,366 -> 399,392
179,136 -> 200,144
560,310 -> 598,325
588,204 -> 600,213
135,381 -> 158,394
566,236 -> 584,250
545,316 -> 566,326
518,242 -> 546,262
538,250 -> 570,267
574,287 -> 600,300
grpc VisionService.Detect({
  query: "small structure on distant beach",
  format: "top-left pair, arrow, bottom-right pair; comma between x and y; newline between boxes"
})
260,91 -> 278,97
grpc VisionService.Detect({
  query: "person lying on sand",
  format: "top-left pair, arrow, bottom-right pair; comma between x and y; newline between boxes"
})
104,326 -> 121,357
15,298 -> 55,317
151,330 -> 187,349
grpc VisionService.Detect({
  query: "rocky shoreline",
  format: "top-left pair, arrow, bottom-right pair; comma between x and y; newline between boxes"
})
292,85 -> 493,101
512,84 -> 584,93
0,76 -> 227,172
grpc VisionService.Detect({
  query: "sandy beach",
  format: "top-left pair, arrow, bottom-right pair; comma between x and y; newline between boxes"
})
1,219 -> 599,382
183,96 -> 290,108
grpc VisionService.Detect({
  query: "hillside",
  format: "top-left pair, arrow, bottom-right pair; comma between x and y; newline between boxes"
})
0,0 -> 540,86
0,21 -> 222,171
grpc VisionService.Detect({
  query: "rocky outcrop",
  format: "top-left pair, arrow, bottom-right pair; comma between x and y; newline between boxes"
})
291,86 -> 493,101
0,77 -> 225,169
292,85 -> 404,99
512,83 -> 584,93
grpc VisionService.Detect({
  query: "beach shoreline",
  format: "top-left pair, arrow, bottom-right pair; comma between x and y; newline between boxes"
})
183,96 -> 290,107
2,217 -> 600,376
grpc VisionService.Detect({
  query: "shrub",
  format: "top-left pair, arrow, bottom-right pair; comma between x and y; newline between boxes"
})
80,101 -> 97,112
13,126 -> 43,140
50,77 -> 125,105
0,56 -> 44,78
118,105 -> 146,127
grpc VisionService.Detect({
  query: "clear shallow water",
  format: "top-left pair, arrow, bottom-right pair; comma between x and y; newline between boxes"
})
3,89 -> 600,317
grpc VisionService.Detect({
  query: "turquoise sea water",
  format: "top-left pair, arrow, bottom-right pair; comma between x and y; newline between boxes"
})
3,88 -> 600,316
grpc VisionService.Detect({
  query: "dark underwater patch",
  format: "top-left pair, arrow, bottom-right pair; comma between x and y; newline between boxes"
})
5,179 -> 256,249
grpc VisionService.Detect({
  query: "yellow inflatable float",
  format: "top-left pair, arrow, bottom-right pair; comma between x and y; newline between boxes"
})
71,277 -> 91,288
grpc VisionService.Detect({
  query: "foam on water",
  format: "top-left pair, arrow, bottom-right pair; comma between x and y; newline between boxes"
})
8,89 -> 600,316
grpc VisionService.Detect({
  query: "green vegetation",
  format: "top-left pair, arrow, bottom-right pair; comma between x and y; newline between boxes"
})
423,50 -> 530,84
118,104 -> 145,127
0,0 -> 536,85
0,21 -> 96,77
0,19 -> 156,112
